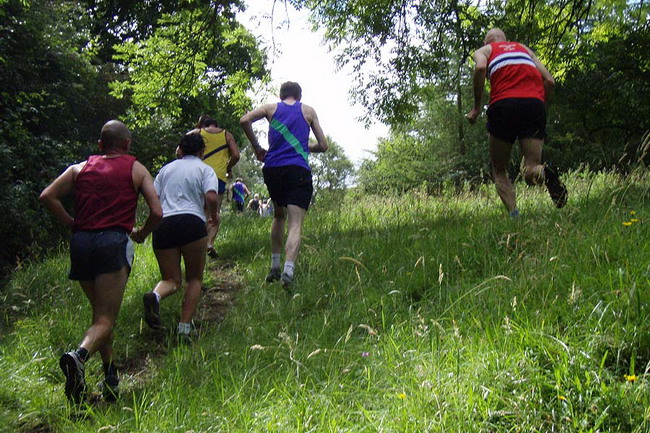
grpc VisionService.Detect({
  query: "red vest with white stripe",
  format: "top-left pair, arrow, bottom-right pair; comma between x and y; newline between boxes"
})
487,42 -> 545,104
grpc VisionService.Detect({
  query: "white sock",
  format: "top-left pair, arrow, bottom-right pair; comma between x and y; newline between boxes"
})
271,253 -> 281,270
177,322 -> 191,334
283,261 -> 295,277
154,292 -> 161,303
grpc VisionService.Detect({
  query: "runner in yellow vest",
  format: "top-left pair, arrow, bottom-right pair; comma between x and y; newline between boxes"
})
188,115 -> 241,257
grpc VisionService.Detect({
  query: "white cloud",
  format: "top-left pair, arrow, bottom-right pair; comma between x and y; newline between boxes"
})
238,2 -> 388,164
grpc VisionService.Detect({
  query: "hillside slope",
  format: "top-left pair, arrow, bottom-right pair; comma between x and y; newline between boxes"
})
1,170 -> 649,432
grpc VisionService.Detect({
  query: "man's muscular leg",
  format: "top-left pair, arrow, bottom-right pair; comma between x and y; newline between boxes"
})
489,134 -> 517,213
520,137 -> 545,186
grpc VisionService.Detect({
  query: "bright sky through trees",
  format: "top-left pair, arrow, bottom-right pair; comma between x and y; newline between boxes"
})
237,2 -> 388,164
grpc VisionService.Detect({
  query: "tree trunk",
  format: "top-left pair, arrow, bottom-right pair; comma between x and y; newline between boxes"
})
456,82 -> 466,155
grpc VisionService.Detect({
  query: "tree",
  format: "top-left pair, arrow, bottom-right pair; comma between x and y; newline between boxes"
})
0,0 -> 123,271
310,137 -> 355,203
548,22 -> 650,170
356,86 -> 488,194
287,0 -> 650,185
105,1 -> 269,176
110,4 -> 267,130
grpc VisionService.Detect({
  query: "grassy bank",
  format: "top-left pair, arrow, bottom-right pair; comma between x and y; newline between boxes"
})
1,169 -> 649,432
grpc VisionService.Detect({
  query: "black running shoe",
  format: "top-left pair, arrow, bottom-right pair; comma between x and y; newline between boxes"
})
102,374 -> 119,402
544,166 -> 568,208
280,272 -> 293,288
143,292 -> 162,329
207,247 -> 218,258
265,268 -> 281,283
177,332 -> 193,346
59,352 -> 86,404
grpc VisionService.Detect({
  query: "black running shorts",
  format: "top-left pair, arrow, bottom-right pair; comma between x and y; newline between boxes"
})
152,214 -> 207,250
487,98 -> 546,144
69,229 -> 134,281
263,165 -> 313,210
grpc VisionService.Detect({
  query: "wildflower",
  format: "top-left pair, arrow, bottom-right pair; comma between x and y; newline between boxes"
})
397,393 -> 407,400
631,218 -> 639,223
623,222 -> 632,227
558,395 -> 567,401
630,211 -> 636,215
624,374 -> 638,382
361,351 -> 370,357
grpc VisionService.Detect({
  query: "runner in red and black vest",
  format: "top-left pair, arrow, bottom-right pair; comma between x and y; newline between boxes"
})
466,28 -> 568,216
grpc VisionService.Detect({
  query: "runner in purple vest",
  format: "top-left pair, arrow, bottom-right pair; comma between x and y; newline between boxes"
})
240,81 -> 328,288
229,178 -> 250,213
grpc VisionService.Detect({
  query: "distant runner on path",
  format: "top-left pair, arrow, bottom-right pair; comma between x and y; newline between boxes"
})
239,81 -> 328,288
39,120 -> 162,404
229,178 -> 250,213
466,28 -> 568,216
247,193 -> 261,214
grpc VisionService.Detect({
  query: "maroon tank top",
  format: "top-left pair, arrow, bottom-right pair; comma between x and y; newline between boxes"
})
73,154 -> 138,232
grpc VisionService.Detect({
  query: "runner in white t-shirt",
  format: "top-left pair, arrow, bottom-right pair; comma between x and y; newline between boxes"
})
143,133 -> 219,343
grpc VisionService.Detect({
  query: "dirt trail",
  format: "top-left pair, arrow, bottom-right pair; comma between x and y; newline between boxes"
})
195,260 -> 243,326
22,261 -> 245,431
115,259 -> 244,388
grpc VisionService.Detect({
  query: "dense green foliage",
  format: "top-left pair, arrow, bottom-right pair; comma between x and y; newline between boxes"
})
1,170 -> 649,431
356,87 -> 489,193
550,23 -> 650,169
311,139 -> 355,204
0,0 -> 267,272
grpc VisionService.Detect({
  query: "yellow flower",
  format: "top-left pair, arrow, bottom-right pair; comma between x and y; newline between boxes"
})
397,393 -> 407,400
623,222 -> 632,227
630,211 -> 636,215
558,395 -> 567,401
631,218 -> 639,223
624,374 -> 638,382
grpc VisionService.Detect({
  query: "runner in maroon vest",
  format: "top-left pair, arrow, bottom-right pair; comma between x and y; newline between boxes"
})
40,120 -> 162,404
466,28 -> 568,216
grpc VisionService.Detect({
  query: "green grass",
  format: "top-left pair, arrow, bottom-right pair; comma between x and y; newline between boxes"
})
1,169 -> 649,432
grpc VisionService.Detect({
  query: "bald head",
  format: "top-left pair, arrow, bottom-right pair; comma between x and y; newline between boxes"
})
484,28 -> 507,45
100,120 -> 131,150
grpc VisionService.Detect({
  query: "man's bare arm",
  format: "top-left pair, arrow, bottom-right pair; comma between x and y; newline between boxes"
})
304,105 -> 328,153
39,163 -> 84,228
205,190 -> 218,226
466,46 -> 490,124
240,104 -> 274,162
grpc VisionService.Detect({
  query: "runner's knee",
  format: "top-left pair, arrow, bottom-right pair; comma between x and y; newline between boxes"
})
167,277 -> 182,291
524,166 -> 542,185
93,316 -> 116,334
